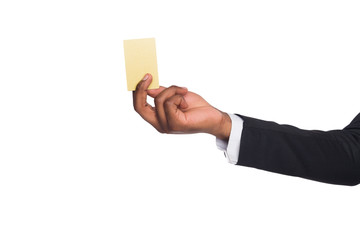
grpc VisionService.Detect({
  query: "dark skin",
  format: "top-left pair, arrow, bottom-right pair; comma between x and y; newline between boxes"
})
133,73 -> 232,141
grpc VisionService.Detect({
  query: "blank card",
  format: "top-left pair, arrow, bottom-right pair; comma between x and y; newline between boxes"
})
123,38 -> 159,91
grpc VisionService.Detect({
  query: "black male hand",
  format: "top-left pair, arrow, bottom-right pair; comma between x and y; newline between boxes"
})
133,73 -> 231,140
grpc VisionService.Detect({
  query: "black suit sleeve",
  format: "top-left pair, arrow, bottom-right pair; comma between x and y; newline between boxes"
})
235,113 -> 360,186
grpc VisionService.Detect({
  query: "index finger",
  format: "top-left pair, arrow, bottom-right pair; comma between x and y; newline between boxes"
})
147,86 -> 166,98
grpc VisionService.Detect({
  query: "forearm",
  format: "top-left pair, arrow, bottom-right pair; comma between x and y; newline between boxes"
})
237,115 -> 360,186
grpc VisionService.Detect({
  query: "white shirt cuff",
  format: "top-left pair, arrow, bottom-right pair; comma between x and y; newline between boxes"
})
216,114 -> 244,164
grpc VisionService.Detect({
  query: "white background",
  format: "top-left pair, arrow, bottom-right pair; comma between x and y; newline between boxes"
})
1,0 -> 360,239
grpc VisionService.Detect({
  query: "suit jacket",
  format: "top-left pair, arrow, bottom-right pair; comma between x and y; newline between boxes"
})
236,113 -> 360,186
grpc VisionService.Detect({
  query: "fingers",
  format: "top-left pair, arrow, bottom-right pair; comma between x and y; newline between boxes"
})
147,86 -> 166,98
148,86 -> 188,99
164,94 -> 188,132
133,74 -> 162,132
132,74 -> 189,134
154,86 -> 188,132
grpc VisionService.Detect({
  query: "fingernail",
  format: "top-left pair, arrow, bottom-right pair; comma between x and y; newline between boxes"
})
142,74 -> 149,81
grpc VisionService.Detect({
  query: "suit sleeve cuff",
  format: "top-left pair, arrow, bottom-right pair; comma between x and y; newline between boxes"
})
216,113 -> 244,164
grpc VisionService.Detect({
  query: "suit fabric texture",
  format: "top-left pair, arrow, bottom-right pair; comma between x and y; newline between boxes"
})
236,113 -> 360,186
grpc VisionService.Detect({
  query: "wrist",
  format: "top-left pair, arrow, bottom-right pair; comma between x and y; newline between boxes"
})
212,111 -> 232,141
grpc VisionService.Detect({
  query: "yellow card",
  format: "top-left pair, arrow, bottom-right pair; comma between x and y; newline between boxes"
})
123,38 -> 159,91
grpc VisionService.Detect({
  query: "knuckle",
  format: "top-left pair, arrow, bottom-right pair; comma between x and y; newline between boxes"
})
159,128 -> 169,134
157,128 -> 166,134
155,97 -> 162,106
155,94 -> 168,106
169,85 -> 178,90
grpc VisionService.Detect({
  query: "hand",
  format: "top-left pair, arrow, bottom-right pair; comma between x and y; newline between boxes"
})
133,73 -> 231,140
